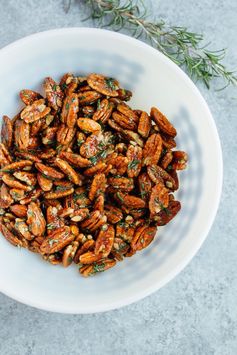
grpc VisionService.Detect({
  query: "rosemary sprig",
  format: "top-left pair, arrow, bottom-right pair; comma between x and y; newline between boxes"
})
78,0 -> 236,89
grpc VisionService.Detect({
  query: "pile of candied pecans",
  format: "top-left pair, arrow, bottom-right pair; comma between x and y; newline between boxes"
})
0,73 -> 187,277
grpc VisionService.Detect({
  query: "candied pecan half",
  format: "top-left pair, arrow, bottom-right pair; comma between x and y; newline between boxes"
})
105,205 -> 123,224
21,99 -> 51,123
14,119 -> 30,150
171,151 -> 188,170
19,89 -> 42,105
78,91 -> 102,105
160,133 -> 177,149
117,104 -> 139,123
40,227 -> 74,254
9,204 -> 27,218
80,210 -> 107,232
150,107 -> 177,137
116,221 -> 135,243
14,151 -> 41,163
57,124 -> 76,146
89,173 -> 106,201
44,187 -> 74,200
0,143 -> 12,166
13,171 -> 37,186
1,160 -> 33,173
116,89 -> 132,101
27,201 -> 46,237
109,155 -> 128,176
0,183 -> 13,208
93,99 -> 113,123
44,77 -> 64,111
111,237 -> 130,261
0,222 -> 23,247
126,145 -> 142,178
80,134 -> 101,158
154,200 -> 181,226
73,239 -> 95,264
149,182 -> 169,216
2,174 -> 31,191
160,150 -> 173,169
138,111 -> 151,138
112,111 -> 137,130
87,73 -> 119,97
147,165 -> 176,190
14,218 -> 33,241
80,259 -> 116,277
93,194 -> 104,213
115,192 -> 146,209
61,93 -> 79,127
138,172 -> 152,200
77,117 -> 101,134
59,151 -> 91,168
1,115 -> 13,147
95,224 -> 115,257
131,225 -> 156,251
37,173 -> 53,192
54,157 -> 82,185
79,251 -> 103,265
84,161 -> 107,176
35,162 -> 64,180
143,133 -> 162,166
62,241 -> 79,267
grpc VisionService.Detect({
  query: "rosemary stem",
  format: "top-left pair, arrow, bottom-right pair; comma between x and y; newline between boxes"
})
79,0 -> 237,89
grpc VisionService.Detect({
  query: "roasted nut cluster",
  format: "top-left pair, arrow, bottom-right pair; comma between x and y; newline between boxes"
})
0,73 -> 188,277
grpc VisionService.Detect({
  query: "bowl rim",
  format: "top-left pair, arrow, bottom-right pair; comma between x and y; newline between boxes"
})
0,27 -> 223,313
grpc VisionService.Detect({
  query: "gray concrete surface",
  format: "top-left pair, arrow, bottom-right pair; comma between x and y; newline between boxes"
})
0,0 -> 236,354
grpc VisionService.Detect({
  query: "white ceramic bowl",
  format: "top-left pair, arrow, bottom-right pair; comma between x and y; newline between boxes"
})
0,28 -> 222,313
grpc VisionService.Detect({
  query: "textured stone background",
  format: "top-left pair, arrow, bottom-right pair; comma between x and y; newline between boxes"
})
0,1 -> 236,354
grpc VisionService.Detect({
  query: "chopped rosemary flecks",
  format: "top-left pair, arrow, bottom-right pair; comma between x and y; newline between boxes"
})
47,223 -> 55,230
128,159 -> 140,170
101,224 -> 108,231
73,192 -> 87,201
77,136 -> 85,146
89,155 -> 98,165
163,207 -> 172,216
140,190 -> 147,199
48,239 -> 58,247
97,99 -> 101,109
97,141 -> 106,149
116,192 -> 124,202
55,185 -> 70,192
93,262 -> 106,273
105,77 -> 117,90
162,147 -> 168,156
146,230 -> 155,236
41,173 -> 52,180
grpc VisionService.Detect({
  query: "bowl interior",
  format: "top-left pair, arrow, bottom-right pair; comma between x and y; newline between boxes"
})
0,28 -> 222,313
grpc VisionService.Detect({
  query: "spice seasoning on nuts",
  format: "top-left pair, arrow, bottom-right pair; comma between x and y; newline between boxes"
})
0,72 -> 187,277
